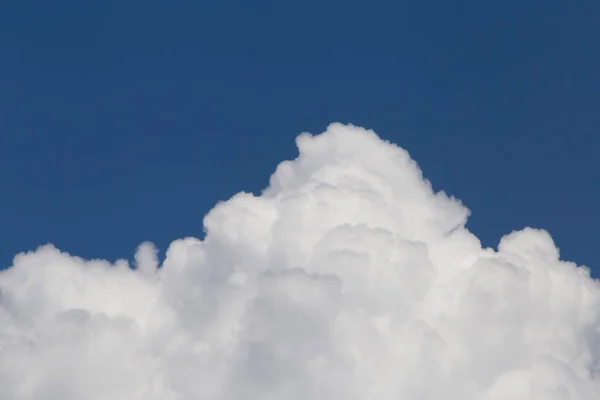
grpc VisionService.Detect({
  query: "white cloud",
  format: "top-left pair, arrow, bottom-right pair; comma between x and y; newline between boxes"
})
1,123 -> 599,399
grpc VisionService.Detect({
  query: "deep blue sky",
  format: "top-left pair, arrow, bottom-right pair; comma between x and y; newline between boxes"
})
1,1 -> 599,275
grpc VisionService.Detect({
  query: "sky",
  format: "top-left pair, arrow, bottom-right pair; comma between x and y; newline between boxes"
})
1,1 -> 599,268
2,2 -> 600,398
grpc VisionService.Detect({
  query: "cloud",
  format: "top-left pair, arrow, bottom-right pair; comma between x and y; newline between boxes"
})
1,123 -> 599,399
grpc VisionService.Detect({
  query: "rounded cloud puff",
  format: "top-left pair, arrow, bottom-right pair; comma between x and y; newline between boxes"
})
1,123 -> 599,399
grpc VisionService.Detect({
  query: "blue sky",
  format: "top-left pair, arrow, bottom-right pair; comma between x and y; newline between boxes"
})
1,1 -> 599,274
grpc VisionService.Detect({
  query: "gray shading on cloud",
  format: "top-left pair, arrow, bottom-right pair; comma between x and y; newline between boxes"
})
1,123 -> 599,399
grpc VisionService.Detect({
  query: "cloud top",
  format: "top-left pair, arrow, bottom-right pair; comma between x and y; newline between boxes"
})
1,123 -> 599,399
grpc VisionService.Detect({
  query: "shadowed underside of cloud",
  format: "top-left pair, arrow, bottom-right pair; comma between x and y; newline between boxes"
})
1,123 -> 599,399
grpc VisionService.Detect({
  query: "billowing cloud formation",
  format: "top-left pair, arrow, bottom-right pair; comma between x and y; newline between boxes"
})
1,123 -> 599,399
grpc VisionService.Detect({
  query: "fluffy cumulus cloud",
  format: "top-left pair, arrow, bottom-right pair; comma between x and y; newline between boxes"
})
1,123 -> 600,399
